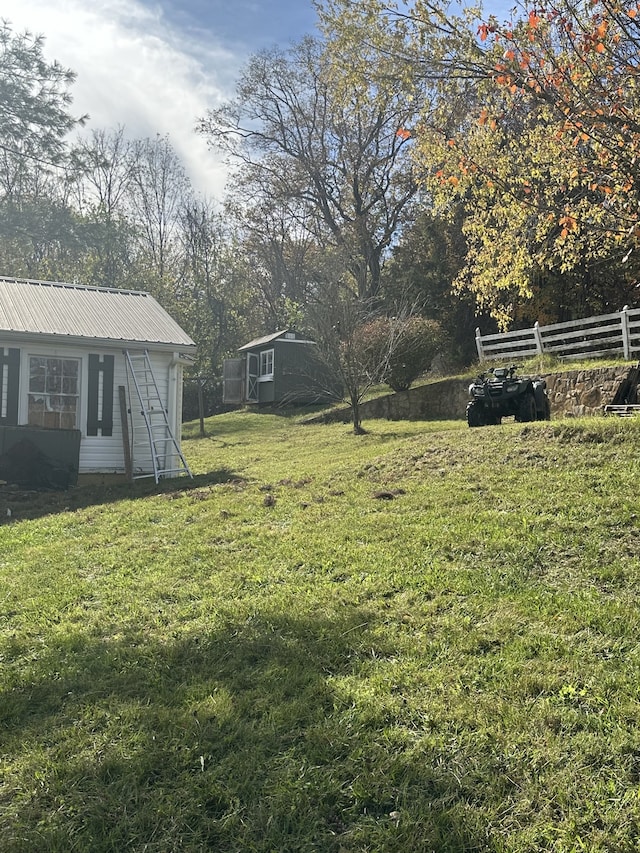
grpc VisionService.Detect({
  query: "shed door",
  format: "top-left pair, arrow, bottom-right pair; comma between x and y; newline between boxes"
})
223,358 -> 244,404
246,353 -> 259,403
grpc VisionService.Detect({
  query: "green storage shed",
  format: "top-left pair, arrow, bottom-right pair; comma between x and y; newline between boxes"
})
223,330 -> 336,406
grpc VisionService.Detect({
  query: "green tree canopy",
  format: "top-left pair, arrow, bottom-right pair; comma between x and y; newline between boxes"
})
0,22 -> 85,196
320,0 -> 640,327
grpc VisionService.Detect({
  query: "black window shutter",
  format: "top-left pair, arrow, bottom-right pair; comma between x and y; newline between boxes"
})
0,348 -> 20,426
87,354 -> 114,436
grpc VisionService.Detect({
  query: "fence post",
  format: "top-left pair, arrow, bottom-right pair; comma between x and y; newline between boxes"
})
475,327 -> 484,360
533,321 -> 544,354
621,305 -> 631,360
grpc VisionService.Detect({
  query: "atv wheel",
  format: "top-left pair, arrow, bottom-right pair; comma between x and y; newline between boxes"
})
538,396 -> 551,421
466,401 -> 486,427
517,393 -> 537,423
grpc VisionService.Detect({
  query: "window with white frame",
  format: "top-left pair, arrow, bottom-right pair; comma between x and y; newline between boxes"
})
28,356 -> 80,429
259,348 -> 274,379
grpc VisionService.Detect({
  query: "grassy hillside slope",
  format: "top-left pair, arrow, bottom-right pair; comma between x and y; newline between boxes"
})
1,413 -> 640,852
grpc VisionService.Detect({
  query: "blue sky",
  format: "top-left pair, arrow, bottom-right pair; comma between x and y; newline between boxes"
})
2,1 -> 511,198
158,0 -> 319,52
2,0 -> 321,197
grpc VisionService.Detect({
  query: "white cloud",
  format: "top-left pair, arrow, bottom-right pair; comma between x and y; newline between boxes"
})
2,0 -> 240,198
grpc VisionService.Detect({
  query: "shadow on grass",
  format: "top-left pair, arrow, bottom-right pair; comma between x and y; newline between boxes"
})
0,469 -> 244,524
0,607 -> 489,853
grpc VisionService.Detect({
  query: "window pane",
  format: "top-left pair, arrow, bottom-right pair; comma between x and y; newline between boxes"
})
260,350 -> 274,376
28,395 -> 45,428
29,359 -> 46,392
28,395 -> 45,414
46,373 -> 62,393
30,373 -> 45,392
28,356 -> 80,429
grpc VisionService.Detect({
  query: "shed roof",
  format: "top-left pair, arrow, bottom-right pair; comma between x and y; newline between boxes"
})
0,277 -> 196,351
238,330 -> 315,351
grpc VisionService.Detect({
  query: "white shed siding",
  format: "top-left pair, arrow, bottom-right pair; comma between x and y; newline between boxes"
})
78,347 -> 131,474
122,349 -> 176,478
81,348 -> 177,476
3,339 -> 185,476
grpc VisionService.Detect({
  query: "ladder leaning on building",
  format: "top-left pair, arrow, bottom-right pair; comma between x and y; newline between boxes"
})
124,349 -> 192,483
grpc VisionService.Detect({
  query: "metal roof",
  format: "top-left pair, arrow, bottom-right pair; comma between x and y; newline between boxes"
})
0,277 -> 196,350
238,330 -> 315,351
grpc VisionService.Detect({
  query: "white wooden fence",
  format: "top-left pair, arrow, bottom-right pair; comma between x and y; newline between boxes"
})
476,306 -> 640,362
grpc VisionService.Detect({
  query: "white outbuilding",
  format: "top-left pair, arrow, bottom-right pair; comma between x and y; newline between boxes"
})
0,277 -> 196,485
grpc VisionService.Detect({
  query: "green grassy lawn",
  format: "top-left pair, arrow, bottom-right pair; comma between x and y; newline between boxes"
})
1,411 -> 640,852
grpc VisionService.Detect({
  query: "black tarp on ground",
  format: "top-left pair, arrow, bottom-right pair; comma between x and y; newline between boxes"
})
0,427 -> 80,489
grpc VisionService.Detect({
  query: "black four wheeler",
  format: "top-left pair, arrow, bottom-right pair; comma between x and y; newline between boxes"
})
466,365 -> 551,427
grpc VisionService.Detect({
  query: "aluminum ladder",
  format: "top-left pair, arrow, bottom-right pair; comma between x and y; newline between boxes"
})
124,349 -> 192,482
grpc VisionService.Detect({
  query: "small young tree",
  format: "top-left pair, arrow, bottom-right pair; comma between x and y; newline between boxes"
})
312,293 -> 412,434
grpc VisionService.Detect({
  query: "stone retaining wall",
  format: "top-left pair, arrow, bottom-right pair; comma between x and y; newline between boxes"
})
310,364 -> 638,424
542,366 -> 636,418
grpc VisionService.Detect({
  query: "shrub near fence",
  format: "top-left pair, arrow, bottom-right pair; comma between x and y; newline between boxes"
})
476,305 -> 640,361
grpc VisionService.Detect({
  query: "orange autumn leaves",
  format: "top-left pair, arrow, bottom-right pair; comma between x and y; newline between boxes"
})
468,2 -> 640,242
